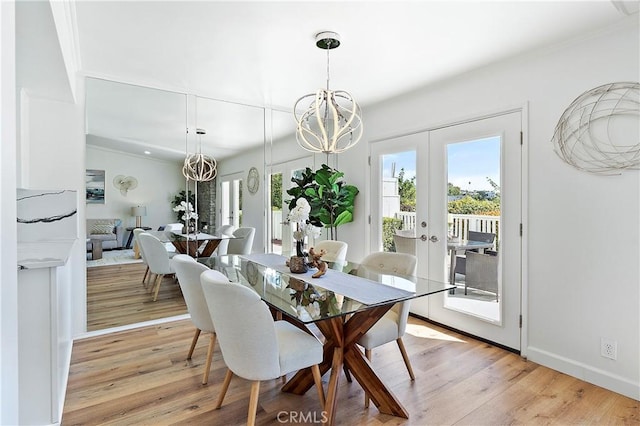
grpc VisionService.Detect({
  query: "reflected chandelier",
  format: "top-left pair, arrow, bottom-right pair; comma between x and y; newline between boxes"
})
182,128 -> 217,182
294,31 -> 363,154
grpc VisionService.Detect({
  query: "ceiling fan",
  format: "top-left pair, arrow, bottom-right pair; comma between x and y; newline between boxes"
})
113,175 -> 138,196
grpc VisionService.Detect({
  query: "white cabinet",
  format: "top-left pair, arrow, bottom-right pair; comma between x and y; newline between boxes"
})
18,260 -> 73,425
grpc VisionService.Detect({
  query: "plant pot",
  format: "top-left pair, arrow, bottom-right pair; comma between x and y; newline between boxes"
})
289,256 -> 308,274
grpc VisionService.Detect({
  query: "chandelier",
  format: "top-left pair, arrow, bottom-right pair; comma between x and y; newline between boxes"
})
294,31 -> 363,154
182,128 -> 217,182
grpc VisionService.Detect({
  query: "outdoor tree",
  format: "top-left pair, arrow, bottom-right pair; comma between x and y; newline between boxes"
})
397,168 -> 416,212
270,173 -> 282,209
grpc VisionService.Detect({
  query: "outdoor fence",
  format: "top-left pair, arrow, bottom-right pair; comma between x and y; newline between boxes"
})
272,210 -> 500,246
394,212 -> 500,242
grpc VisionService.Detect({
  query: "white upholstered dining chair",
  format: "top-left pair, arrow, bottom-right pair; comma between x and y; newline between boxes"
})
393,233 -> 417,256
133,228 -> 151,287
313,240 -> 348,263
171,254 -> 224,384
226,227 -> 255,255
138,232 -> 175,301
200,271 -> 325,426
163,222 -> 184,232
357,251 -> 417,407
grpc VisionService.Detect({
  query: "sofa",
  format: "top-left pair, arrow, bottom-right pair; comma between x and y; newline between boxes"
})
86,219 -> 124,251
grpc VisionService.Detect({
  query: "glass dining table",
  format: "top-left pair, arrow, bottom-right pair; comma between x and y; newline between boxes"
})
198,253 -> 454,424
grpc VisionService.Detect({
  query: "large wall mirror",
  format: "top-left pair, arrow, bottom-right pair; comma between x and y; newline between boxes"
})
85,77 -> 270,332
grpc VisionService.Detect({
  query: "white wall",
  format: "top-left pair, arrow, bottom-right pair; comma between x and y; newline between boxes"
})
19,90 -> 87,336
331,17 -> 638,399
1,1 -> 19,423
86,142 -> 185,231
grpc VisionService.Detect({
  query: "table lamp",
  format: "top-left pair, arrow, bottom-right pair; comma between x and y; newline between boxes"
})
132,205 -> 147,228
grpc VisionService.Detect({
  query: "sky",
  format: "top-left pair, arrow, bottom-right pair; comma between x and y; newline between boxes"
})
382,136 -> 501,191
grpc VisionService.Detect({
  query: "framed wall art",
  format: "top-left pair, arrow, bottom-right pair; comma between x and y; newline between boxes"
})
86,169 -> 105,204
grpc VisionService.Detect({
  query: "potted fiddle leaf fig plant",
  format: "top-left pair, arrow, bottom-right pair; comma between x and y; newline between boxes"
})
287,164 -> 359,240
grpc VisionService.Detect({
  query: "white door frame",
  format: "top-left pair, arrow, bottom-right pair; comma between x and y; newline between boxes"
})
368,107 -> 528,354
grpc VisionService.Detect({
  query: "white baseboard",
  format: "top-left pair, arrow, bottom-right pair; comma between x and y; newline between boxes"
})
527,346 -> 639,401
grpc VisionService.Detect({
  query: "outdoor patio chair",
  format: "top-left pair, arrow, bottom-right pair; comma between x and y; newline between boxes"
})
454,231 -> 496,277
464,251 -> 499,300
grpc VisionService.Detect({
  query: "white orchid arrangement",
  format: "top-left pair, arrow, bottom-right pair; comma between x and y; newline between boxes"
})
172,201 -> 199,222
288,198 -> 321,241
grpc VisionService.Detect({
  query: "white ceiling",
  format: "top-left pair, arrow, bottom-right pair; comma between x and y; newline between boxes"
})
72,1 -> 637,161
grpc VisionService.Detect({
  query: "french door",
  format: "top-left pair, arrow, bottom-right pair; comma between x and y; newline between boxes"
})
370,111 -> 523,350
219,172 -> 243,229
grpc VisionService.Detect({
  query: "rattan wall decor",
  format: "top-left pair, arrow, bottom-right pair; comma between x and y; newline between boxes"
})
551,82 -> 639,175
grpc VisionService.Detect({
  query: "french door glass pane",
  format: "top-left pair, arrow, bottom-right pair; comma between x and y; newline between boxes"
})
381,151 -> 417,252
269,172 -> 283,254
445,136 -> 501,323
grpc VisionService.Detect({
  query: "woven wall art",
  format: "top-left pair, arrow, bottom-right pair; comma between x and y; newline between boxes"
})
551,82 -> 639,175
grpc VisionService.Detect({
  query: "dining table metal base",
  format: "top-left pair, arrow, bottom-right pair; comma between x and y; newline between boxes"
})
281,304 -> 409,425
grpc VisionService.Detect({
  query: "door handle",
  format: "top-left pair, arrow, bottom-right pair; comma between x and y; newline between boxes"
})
429,235 -> 439,242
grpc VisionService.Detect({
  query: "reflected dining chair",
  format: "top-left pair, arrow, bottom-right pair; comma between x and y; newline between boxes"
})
138,232 -> 175,301
200,271 -> 325,426
226,227 -> 255,255
357,251 -> 417,407
164,222 -> 184,232
214,224 -> 236,256
133,228 -> 151,288
172,254 -> 224,384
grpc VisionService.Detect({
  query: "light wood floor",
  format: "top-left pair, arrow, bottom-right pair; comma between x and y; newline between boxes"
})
87,262 -> 187,331
64,315 -> 639,424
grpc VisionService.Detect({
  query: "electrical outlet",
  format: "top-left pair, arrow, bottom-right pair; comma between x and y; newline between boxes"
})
601,338 -> 617,360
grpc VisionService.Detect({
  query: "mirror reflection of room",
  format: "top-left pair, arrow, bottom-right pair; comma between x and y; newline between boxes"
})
84,78 -> 269,331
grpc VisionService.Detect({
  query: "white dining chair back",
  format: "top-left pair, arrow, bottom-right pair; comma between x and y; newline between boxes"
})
359,251 -> 416,276
395,229 -> 415,237
138,232 -> 175,301
226,227 -> 255,255
393,234 -> 417,256
200,271 -> 325,425
172,255 -> 215,333
133,228 -> 151,287
202,275 -> 280,379
172,254 -> 223,384
313,240 -> 348,263
357,251 -> 417,406
214,224 -> 236,255
164,223 -> 184,232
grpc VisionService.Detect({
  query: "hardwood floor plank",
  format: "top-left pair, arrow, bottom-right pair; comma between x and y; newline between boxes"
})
86,263 -> 187,331
63,316 -> 638,425
74,267 -> 639,425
